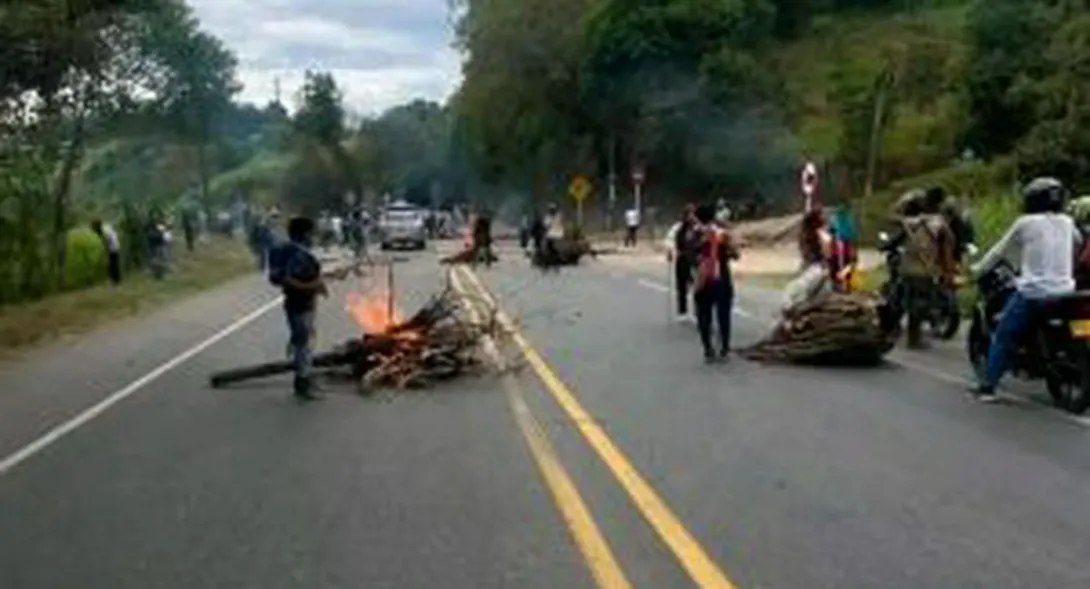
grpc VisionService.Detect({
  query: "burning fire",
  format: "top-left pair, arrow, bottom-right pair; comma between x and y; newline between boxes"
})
346,291 -> 401,334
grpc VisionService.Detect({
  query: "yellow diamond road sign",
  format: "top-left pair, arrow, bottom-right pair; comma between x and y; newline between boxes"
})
570,175 -> 591,203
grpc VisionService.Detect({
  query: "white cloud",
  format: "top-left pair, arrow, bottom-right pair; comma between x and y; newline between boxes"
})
187,0 -> 463,115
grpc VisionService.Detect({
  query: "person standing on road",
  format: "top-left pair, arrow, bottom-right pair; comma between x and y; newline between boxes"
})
971,178 -> 1081,403
281,217 -> 328,402
664,204 -> 698,322
544,204 -> 564,257
472,209 -> 494,267
624,206 -> 640,247
91,219 -> 122,286
692,204 -> 739,363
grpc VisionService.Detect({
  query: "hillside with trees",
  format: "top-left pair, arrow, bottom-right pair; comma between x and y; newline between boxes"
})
450,0 -> 1090,234
4,0 -> 1087,307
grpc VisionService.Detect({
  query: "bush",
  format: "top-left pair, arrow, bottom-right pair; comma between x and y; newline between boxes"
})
65,229 -> 107,290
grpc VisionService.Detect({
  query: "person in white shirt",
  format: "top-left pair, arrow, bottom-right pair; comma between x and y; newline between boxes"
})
715,198 -> 732,226
624,207 -> 640,247
91,219 -> 122,285
663,204 -> 697,321
970,177 -> 1082,402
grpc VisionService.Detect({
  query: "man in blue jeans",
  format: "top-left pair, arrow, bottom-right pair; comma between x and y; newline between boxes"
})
971,178 -> 1082,402
282,217 -> 328,401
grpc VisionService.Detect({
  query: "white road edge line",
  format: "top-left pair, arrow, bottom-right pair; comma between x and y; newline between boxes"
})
0,296 -> 284,478
631,274 -> 1090,428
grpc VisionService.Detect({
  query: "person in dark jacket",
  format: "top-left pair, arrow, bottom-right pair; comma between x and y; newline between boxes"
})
472,210 -> 494,267
664,204 -> 698,321
281,217 -> 328,401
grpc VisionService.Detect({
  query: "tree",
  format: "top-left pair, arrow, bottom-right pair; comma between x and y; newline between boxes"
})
0,0 -> 203,288
285,70 -> 356,211
143,0 -> 240,204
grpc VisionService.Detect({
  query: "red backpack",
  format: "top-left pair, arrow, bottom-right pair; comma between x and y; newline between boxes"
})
694,227 -> 722,291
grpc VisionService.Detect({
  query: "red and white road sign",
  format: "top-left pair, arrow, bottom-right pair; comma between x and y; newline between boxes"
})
632,166 -> 645,185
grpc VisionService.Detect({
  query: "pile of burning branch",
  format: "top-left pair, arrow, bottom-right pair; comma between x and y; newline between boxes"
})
740,291 -> 899,366
209,282 -> 502,393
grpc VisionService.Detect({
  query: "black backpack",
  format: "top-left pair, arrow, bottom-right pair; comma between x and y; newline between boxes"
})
267,240 -> 298,287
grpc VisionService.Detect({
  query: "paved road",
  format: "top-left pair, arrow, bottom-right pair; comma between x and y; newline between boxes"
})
1,242 -> 1089,588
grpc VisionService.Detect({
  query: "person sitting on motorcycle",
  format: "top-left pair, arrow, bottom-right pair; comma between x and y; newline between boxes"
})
885,197 -> 956,349
971,177 -> 1083,402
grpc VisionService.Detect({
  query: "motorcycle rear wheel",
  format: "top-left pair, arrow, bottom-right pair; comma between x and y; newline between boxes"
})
1064,348 -> 1090,415
967,316 -> 989,383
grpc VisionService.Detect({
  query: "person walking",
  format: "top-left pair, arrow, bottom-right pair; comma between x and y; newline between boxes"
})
624,206 -> 640,247
692,204 -> 738,363
663,204 -> 698,322
91,219 -> 122,286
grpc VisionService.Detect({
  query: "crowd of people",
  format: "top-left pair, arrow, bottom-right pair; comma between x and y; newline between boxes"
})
251,175 -> 1090,405
87,206 -> 202,286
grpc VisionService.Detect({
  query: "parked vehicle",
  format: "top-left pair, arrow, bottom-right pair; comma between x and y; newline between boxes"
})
967,257 -> 1090,414
877,231 -> 962,340
378,201 -> 427,251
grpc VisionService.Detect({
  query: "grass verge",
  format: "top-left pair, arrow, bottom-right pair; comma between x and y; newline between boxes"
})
0,238 -> 255,354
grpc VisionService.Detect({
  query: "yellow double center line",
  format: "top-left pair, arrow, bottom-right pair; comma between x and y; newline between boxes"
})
449,268 -> 632,589
455,266 -> 738,589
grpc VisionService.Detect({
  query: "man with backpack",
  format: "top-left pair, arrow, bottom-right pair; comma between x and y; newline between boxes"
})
893,196 -> 955,349
692,204 -> 739,363
268,217 -> 328,401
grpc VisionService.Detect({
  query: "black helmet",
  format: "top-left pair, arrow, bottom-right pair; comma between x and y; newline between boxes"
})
1022,177 -> 1067,214
924,186 -> 946,212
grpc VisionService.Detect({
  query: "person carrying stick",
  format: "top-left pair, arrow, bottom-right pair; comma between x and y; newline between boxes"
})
663,203 -> 698,322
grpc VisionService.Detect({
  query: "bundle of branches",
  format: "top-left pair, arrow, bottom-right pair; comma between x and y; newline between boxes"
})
440,247 -> 499,265
741,291 -> 898,366
531,237 -> 599,268
208,286 -> 499,391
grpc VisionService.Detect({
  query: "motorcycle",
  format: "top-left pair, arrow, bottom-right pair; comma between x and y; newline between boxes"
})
967,258 -> 1090,414
876,231 -> 964,340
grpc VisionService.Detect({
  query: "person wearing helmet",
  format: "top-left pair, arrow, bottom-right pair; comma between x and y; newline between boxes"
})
970,177 -> 1083,402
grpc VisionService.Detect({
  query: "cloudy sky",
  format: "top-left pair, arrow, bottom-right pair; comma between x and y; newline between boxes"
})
188,0 -> 462,115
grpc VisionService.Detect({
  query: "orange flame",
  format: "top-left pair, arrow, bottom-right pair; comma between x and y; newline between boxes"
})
345,291 -> 401,334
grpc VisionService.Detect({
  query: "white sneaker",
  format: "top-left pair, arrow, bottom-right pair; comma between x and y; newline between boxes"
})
675,315 -> 694,324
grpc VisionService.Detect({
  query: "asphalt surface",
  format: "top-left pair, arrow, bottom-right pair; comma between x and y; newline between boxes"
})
2,241 -> 1090,588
